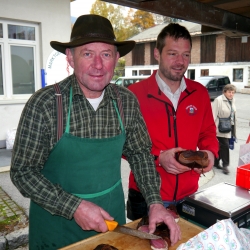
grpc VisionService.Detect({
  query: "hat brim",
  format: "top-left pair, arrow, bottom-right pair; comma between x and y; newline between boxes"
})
50,38 -> 135,57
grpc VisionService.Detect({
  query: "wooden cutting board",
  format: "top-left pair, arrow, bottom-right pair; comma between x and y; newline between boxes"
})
60,218 -> 203,250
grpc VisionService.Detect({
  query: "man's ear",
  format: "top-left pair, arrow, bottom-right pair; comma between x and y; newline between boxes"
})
115,51 -> 120,64
154,48 -> 160,62
66,48 -> 74,69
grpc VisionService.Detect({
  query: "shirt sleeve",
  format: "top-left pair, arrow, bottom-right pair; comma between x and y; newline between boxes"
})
122,95 -> 163,207
10,97 -> 82,220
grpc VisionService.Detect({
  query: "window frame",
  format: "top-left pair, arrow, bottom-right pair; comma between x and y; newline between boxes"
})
233,68 -> 243,82
0,19 -> 40,102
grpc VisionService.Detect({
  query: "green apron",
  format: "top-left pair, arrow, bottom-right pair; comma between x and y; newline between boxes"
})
29,87 -> 126,249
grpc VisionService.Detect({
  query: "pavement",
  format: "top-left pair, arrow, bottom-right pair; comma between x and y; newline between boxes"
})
0,92 -> 249,249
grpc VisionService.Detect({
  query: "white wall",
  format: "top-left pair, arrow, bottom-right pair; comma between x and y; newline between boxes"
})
188,63 -> 250,91
125,63 -> 250,92
0,0 -> 72,148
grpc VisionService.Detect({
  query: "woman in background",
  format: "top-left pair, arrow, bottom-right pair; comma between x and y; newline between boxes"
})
212,84 -> 236,174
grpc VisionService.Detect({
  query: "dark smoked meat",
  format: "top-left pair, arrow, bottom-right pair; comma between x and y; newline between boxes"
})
94,244 -> 118,250
136,206 -> 179,250
176,150 -> 208,173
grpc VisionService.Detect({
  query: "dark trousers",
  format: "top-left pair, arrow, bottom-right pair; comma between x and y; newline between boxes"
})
214,136 -> 230,167
127,188 -> 148,220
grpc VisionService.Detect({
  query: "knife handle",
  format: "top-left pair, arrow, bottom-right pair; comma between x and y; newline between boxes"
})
105,220 -> 118,231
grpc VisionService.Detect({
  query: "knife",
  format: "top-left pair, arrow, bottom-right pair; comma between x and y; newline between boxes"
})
105,220 -> 161,240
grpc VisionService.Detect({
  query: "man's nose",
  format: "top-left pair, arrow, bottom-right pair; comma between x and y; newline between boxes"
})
176,54 -> 185,64
93,55 -> 103,69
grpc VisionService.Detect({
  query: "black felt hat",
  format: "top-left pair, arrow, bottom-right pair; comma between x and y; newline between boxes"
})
50,14 -> 135,57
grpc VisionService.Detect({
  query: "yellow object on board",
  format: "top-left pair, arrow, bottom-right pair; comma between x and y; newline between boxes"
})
105,220 -> 118,231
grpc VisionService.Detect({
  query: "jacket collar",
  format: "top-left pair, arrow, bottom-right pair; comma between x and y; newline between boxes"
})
147,70 -> 197,101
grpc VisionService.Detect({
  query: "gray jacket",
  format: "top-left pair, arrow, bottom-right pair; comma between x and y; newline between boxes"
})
212,94 -> 236,138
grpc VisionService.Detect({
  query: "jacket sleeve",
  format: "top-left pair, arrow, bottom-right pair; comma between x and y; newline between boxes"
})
212,97 -> 219,121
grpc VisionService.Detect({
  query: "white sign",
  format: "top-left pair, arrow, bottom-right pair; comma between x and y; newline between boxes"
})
45,50 -> 73,86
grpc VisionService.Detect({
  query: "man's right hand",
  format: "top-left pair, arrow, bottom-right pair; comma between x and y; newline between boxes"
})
159,147 -> 190,175
73,200 -> 114,233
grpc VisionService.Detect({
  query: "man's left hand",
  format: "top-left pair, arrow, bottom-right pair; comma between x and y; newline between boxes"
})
148,203 -> 181,246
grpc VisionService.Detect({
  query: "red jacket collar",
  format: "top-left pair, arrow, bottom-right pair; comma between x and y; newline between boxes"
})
146,70 -> 197,101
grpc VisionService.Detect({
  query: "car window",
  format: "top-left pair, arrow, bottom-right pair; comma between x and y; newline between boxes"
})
124,79 -> 134,88
224,77 -> 230,84
115,79 -> 123,85
218,79 -> 225,87
207,80 -> 217,88
123,80 -> 130,88
132,79 -> 139,83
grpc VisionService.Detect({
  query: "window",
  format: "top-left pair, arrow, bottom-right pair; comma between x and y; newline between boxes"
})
233,69 -> 243,82
187,69 -> 195,80
132,70 -> 137,76
0,20 -> 39,98
0,45 -> 3,95
200,35 -> 216,63
132,44 -> 145,65
8,25 -> 35,40
150,42 -> 158,65
139,70 -> 151,76
11,46 -> 35,94
0,23 -> 3,38
201,69 -> 209,76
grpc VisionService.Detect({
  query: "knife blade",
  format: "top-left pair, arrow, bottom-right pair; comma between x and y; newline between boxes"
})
105,220 -> 161,240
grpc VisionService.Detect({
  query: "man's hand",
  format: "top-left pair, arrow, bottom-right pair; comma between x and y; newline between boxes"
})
148,203 -> 181,246
159,147 -> 190,174
193,150 -> 214,174
73,200 -> 114,232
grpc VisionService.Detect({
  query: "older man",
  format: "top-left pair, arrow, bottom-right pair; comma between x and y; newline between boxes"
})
10,14 -> 180,249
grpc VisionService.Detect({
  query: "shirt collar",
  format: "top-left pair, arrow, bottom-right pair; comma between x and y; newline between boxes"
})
156,71 -> 186,95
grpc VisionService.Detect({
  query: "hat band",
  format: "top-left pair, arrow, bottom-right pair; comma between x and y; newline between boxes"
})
71,33 -> 116,42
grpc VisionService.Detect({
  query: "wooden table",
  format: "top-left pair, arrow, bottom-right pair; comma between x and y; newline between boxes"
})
60,218 -> 203,250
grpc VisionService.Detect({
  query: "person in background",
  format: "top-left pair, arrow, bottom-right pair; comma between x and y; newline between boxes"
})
10,15 -> 180,249
212,84 -> 237,174
127,23 -> 219,220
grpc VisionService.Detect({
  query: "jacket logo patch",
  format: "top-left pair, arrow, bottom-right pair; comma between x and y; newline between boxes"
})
186,105 -> 197,115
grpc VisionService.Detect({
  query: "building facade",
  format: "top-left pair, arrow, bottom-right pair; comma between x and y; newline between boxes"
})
124,21 -> 250,91
0,0 -> 72,147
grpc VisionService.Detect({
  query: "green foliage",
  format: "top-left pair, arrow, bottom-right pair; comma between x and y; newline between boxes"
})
113,58 -> 125,80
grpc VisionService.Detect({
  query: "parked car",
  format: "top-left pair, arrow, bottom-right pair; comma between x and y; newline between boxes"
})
114,76 -> 149,88
197,75 -> 231,100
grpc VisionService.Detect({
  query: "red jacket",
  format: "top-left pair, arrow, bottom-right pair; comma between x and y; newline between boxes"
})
128,71 -> 218,201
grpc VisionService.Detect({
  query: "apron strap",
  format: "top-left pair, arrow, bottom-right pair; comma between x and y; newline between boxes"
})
65,87 -> 73,133
53,83 -> 63,142
73,179 -> 122,199
111,84 -> 125,127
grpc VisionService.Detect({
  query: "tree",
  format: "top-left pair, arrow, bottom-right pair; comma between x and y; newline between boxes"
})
131,10 -> 155,33
90,0 -> 127,41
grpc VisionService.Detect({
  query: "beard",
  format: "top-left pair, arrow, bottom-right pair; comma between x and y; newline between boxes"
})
159,64 -> 185,82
